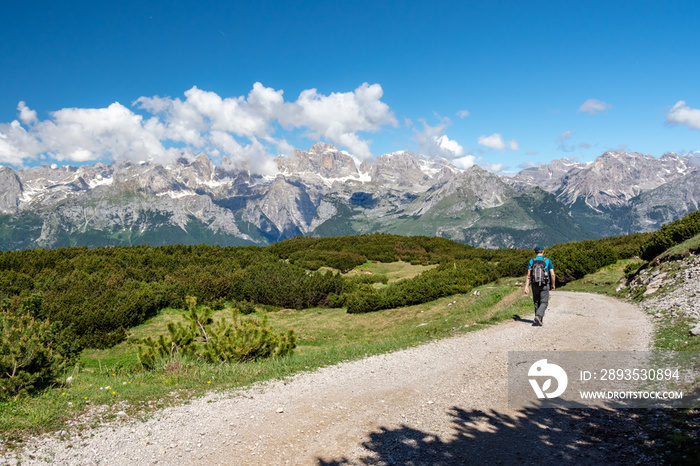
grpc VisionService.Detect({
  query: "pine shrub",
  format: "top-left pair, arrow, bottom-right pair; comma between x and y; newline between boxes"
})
138,297 -> 295,369
0,294 -> 80,399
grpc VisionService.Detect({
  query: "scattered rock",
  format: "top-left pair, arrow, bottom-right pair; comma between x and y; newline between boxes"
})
690,324 -> 700,337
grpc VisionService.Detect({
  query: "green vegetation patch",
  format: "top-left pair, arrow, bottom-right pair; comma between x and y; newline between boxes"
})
658,232 -> 700,262
560,258 -> 644,296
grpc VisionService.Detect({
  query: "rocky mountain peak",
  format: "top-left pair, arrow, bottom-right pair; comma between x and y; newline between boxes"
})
0,167 -> 23,214
276,143 -> 359,180
557,151 -> 695,208
358,151 -> 457,192
505,157 -> 587,193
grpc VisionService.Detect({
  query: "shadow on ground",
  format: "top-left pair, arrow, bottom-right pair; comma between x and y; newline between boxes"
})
512,314 -> 536,326
317,403 -> 666,465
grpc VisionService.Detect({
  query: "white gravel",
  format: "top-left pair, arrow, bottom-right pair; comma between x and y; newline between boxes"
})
8,291 -> 652,465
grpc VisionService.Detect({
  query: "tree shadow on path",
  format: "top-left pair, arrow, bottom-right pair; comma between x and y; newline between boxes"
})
318,403 -> 661,465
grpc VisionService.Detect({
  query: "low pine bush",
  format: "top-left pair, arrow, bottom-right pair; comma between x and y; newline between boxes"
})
0,294 -> 80,399
137,297 -> 296,369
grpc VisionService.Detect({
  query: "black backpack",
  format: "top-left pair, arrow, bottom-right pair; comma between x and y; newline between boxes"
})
530,258 -> 549,286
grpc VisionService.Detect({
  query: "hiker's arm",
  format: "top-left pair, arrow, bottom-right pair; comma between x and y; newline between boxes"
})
550,269 -> 556,290
524,270 -> 530,294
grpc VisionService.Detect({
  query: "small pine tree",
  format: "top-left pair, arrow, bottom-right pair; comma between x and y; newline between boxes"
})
138,296 -> 295,369
0,294 -> 80,399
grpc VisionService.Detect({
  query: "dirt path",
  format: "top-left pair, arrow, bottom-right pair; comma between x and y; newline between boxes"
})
17,291 -> 653,465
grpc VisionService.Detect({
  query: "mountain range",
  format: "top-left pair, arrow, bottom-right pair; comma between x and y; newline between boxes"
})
1,143 -> 699,250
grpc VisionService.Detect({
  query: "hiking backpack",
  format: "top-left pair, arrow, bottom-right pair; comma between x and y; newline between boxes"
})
530,258 -> 549,286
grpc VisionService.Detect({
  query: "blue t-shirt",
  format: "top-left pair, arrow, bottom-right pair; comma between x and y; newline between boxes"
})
528,255 -> 554,274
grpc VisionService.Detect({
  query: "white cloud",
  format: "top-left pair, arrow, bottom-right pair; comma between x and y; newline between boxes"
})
437,134 -> 465,157
478,133 -> 505,150
280,82 -> 397,159
666,100 -> 700,130
481,161 -> 505,173
456,110 -> 470,118
452,155 -> 476,169
413,118 -> 467,159
478,133 -> 519,152
18,102 -> 38,125
578,98 -> 613,114
42,103 -> 169,163
0,82 -> 397,170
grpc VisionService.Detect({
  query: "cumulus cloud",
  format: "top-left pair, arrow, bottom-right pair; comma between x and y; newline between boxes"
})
436,135 -> 465,157
578,98 -> 613,114
456,110 -> 470,118
452,155 -> 476,169
477,133 -> 519,152
0,120 -> 43,166
480,161 -> 505,173
0,82 -> 397,169
666,100 -> 700,130
280,83 -> 397,159
18,102 -> 38,125
413,117 -> 468,160
478,133 -> 505,150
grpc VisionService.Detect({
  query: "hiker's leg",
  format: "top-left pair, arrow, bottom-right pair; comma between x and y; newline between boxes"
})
535,284 -> 549,319
532,286 -> 540,313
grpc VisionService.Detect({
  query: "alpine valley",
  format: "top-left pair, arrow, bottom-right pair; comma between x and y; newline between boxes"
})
1,143 -> 699,251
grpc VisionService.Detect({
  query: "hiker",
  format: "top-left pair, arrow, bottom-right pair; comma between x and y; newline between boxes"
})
524,245 -> 555,326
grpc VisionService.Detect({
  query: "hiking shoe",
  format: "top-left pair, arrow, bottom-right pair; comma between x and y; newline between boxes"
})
534,315 -> 542,326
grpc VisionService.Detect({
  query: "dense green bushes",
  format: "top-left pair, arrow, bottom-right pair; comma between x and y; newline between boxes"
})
547,240 -> 619,283
0,223 -> 661,345
347,259 -> 499,313
287,249 -> 367,272
0,244 -> 344,348
638,210 -> 700,260
234,262 -> 346,309
269,233 -> 475,265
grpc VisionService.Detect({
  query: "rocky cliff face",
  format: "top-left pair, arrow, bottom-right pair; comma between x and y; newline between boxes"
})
0,143 -> 699,250
507,158 -> 587,193
0,167 -> 23,214
556,152 -> 694,209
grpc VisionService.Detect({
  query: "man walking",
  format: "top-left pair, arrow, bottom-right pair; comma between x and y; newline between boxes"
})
524,245 -> 555,326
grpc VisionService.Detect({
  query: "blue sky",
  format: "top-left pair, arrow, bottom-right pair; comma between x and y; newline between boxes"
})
1,0 -> 699,174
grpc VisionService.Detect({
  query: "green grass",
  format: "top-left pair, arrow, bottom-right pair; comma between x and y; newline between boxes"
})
559,258 -> 644,296
0,261 -> 527,448
659,232 -> 700,261
349,260 -> 438,282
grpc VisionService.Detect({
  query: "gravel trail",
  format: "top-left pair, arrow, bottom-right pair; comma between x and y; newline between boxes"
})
12,291 -> 652,465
